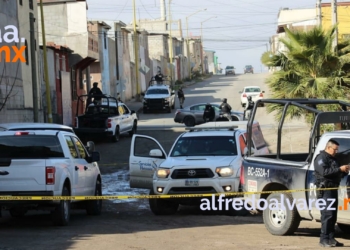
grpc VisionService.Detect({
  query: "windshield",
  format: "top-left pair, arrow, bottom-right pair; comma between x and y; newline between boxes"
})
0,135 -> 64,159
146,89 -> 169,95
245,87 -> 261,93
170,136 -> 237,157
226,66 -> 234,69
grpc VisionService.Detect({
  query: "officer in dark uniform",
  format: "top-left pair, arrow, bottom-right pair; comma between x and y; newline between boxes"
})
313,139 -> 349,247
203,103 -> 215,122
219,98 -> 232,121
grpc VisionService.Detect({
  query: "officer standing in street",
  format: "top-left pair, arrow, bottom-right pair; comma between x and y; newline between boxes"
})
313,139 -> 349,247
219,98 -> 232,121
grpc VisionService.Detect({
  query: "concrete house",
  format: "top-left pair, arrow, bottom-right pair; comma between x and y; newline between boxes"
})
37,0 -> 99,123
88,21 -> 112,96
39,43 -> 73,125
0,0 -> 41,122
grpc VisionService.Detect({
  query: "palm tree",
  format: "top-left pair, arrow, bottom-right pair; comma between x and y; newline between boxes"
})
263,25 -> 350,125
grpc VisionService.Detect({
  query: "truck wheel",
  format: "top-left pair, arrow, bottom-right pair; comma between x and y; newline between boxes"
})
112,126 -> 120,142
337,223 -> 350,233
183,116 -> 195,127
9,207 -> 28,218
86,179 -> 102,216
263,192 -> 300,235
52,185 -> 71,226
149,189 -> 178,215
129,122 -> 137,137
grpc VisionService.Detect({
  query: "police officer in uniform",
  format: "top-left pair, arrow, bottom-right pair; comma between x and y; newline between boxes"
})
244,96 -> 254,120
313,139 -> 349,247
219,98 -> 232,121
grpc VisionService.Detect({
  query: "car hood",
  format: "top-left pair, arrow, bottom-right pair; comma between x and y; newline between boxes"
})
162,155 -> 238,168
144,94 -> 170,99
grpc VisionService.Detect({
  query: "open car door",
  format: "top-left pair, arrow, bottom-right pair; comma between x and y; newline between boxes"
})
129,134 -> 167,189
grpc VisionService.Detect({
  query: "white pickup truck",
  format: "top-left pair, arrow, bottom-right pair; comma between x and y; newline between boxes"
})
0,126 -> 102,226
74,95 -> 138,142
129,121 -> 269,215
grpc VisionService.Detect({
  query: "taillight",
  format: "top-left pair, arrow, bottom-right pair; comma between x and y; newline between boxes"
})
107,119 -> 112,128
243,93 -> 247,97
259,93 -> 263,97
14,132 -> 29,136
239,165 -> 245,185
46,167 -> 55,185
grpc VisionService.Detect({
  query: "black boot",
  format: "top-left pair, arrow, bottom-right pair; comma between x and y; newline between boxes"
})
329,239 -> 344,247
319,240 -> 334,248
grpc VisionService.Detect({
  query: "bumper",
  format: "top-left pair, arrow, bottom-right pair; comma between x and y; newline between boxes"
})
73,128 -> 113,137
143,103 -> 170,111
152,177 -> 241,204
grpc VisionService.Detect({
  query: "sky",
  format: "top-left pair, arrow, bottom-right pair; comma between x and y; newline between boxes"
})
86,0 -> 344,74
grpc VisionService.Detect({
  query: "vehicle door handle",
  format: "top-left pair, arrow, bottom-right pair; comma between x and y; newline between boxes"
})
0,171 -> 9,175
75,166 -> 79,171
84,166 -> 88,171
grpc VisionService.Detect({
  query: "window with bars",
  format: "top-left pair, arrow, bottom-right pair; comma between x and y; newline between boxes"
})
29,0 -> 33,10
19,0 -> 23,6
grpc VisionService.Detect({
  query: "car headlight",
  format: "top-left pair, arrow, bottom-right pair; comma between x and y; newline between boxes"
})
164,99 -> 169,103
143,98 -> 148,103
215,167 -> 233,177
156,169 -> 170,178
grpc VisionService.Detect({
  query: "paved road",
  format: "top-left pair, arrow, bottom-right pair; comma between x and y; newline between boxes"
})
2,73 -> 346,250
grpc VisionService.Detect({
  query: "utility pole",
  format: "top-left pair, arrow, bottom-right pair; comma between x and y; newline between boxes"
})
168,0 -> 174,87
332,0 -> 338,54
316,0 -> 322,27
29,13 -> 38,122
133,0 -> 140,99
39,0 -> 53,123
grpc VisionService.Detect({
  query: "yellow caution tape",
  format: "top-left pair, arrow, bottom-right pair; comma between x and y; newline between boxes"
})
0,187 -> 346,200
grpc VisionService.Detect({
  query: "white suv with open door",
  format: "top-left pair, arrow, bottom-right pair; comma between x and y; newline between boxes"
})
129,121 -> 269,215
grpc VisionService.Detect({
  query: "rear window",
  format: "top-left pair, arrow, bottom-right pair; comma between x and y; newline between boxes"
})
0,135 -> 64,159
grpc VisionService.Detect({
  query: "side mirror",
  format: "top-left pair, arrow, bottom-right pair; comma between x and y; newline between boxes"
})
141,92 -> 145,96
149,149 -> 163,157
131,110 -> 136,115
86,141 -> 95,153
88,151 -> 100,163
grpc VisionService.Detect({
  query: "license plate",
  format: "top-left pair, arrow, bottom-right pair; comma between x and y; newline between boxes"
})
185,179 -> 199,186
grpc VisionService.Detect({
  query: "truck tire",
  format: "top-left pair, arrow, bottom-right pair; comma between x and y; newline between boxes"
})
129,121 -> 137,137
149,189 -> 178,215
52,185 -> 71,226
263,192 -> 300,235
183,116 -> 195,127
337,223 -> 350,233
111,126 -> 120,142
86,179 -> 102,216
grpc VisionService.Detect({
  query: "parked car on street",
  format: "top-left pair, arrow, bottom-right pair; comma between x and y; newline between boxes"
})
174,102 -> 244,127
244,65 -> 254,74
0,126 -> 102,226
225,66 -> 236,75
240,86 -> 265,107
129,121 -> 269,215
73,95 -> 138,143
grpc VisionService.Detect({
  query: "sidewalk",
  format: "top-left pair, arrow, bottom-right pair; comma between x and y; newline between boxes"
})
124,78 -> 202,114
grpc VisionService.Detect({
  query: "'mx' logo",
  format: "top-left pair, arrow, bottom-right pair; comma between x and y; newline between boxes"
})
0,25 -> 26,63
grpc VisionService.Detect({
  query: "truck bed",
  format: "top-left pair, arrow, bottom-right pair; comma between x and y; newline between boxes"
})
77,114 -> 108,129
252,153 -> 309,163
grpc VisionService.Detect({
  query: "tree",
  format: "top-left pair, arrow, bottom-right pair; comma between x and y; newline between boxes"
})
262,25 -> 350,125
0,63 -> 20,112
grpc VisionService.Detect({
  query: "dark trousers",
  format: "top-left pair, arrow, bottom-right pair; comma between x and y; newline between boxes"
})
320,189 -> 338,242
